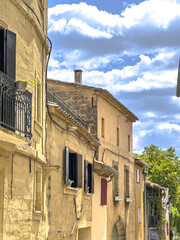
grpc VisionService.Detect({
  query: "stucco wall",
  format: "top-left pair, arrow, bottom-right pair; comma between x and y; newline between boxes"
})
0,0 -> 48,239
46,111 -> 95,240
135,164 -> 145,240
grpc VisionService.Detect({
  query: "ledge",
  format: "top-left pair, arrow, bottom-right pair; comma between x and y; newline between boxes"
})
94,160 -> 117,178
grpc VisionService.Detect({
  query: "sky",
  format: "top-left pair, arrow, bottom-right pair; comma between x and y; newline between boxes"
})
47,0 -> 180,156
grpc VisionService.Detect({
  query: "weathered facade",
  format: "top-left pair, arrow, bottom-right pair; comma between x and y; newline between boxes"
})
47,70 -> 142,240
46,101 -> 99,239
134,157 -> 148,240
0,0 -> 50,239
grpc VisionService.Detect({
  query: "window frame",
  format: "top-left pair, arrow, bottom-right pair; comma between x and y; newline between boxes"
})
64,147 -> 82,189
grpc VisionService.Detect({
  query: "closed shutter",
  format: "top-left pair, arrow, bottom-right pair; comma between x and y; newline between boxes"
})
77,154 -> 82,188
124,166 -> 129,198
64,147 -> 69,185
101,178 -> 107,205
84,160 -> 88,192
6,30 -> 16,80
91,166 -> 94,193
0,30 -> 5,74
0,29 -> 16,80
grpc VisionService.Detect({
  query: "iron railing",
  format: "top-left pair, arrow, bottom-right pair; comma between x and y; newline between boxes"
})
47,86 -> 87,129
148,216 -> 158,228
0,71 -> 32,137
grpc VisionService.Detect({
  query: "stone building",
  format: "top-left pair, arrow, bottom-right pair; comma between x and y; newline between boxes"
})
0,0 -> 52,239
47,70 -> 143,240
47,86 -> 117,240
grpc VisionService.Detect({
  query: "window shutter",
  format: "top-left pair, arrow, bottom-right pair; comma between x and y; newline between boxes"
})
101,178 -> 107,205
0,30 -> 5,74
137,169 -> 140,183
77,154 -> 82,188
64,147 -> 69,185
91,166 -> 94,193
84,160 -> 88,192
6,30 -> 16,80
124,166 -> 129,198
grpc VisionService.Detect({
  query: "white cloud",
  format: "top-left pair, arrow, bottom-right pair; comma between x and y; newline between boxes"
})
48,51 -> 178,93
157,122 -> 180,133
48,0 -> 180,38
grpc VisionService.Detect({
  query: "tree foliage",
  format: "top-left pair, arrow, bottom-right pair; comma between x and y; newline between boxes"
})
135,145 -> 180,207
135,145 -> 180,235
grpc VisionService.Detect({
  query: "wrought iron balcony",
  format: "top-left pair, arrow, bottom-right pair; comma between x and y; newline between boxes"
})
0,71 -> 32,138
47,86 -> 87,129
148,216 -> 158,228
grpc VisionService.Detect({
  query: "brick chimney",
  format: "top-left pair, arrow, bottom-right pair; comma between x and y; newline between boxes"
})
74,69 -> 82,85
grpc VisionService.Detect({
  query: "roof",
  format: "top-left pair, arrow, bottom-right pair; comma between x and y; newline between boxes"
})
146,180 -> 167,191
47,79 -> 138,122
94,160 -> 118,178
48,102 -> 99,147
134,157 -> 149,167
176,60 -> 180,97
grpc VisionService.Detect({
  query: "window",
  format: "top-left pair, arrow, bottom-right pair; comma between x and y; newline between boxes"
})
91,97 -> 94,109
117,127 -> 119,146
124,165 -> 129,198
128,135 -> 130,152
35,167 -> 42,211
136,169 -> 140,183
112,161 -> 119,199
0,29 -> 16,80
84,160 -> 94,193
101,118 -> 105,138
101,178 -> 107,205
64,147 -> 82,188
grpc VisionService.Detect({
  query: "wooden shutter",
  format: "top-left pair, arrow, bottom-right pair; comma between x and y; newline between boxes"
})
6,30 -> 16,80
101,178 -> 107,205
0,30 -> 5,74
91,165 -> 94,193
0,29 -> 16,80
64,147 -> 69,185
137,169 -> 140,183
84,160 -> 88,192
124,165 -> 129,198
77,154 -> 82,188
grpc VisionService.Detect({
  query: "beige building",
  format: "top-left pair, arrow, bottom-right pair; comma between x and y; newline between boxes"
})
0,0 -> 51,239
47,70 -> 142,240
134,157 -> 148,240
46,98 -> 99,239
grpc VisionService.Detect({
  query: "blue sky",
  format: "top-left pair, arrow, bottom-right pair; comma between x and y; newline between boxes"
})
47,0 -> 180,155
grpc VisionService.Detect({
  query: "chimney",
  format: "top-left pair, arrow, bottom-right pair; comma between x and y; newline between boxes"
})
74,69 -> 82,85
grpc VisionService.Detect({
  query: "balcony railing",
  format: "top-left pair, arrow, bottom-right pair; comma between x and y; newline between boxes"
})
148,216 -> 158,228
0,71 -> 32,138
47,86 -> 87,129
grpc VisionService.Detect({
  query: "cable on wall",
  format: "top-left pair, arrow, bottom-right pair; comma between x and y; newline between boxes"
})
101,147 -> 134,164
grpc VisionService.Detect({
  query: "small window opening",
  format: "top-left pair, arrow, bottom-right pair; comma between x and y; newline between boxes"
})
128,135 -> 130,152
101,118 -> 105,138
91,97 -> 94,109
117,128 -> 119,146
